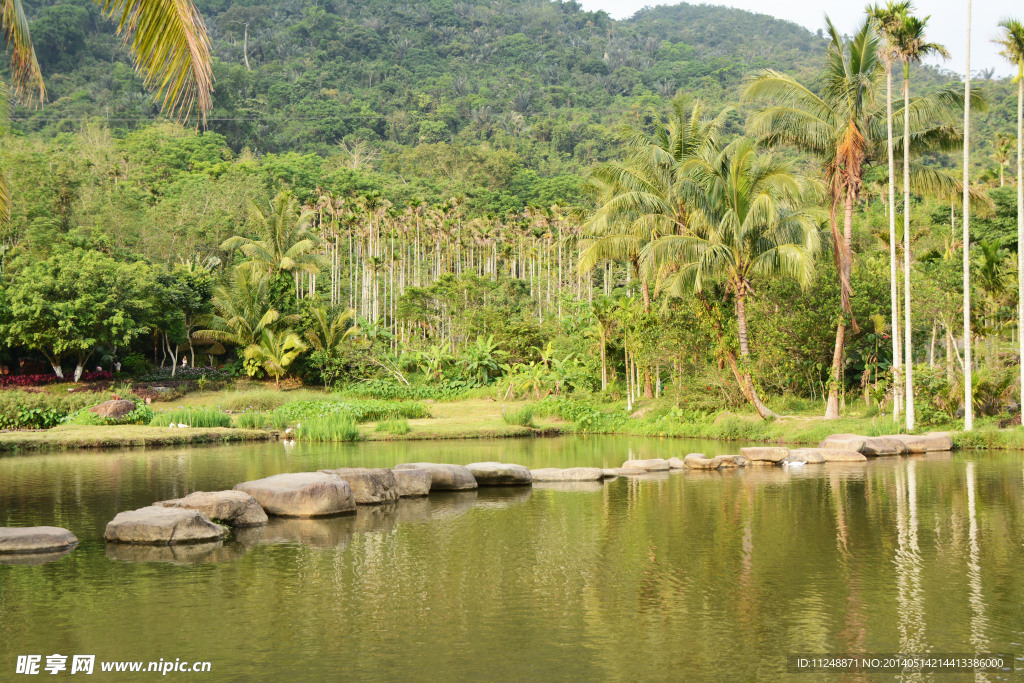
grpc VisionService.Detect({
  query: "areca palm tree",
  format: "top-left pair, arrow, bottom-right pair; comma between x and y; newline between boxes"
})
0,0 -> 213,222
244,328 -> 307,389
893,10 -> 949,430
222,192 -> 324,299
994,18 -> 1024,416
962,0 -> 974,430
869,1 -> 911,424
645,139 -> 821,419
744,17 -> 974,419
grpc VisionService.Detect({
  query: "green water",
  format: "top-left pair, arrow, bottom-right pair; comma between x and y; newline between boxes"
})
1,436 -> 1023,681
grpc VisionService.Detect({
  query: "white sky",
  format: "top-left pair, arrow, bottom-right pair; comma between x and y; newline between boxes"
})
579,0 -> 1014,78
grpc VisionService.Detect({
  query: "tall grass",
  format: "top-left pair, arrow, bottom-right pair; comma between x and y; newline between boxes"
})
151,407 -> 233,428
375,418 -> 411,435
296,413 -> 361,442
221,390 -> 288,412
501,405 -> 536,427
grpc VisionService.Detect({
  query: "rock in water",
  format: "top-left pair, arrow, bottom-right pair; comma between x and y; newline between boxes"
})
718,455 -> 747,468
88,399 -> 136,419
465,462 -> 532,486
157,491 -> 268,527
529,467 -> 605,482
318,468 -> 400,504
393,463 -> 478,490
683,454 -> 723,470
0,526 -> 78,554
620,458 -> 670,471
783,450 -> 826,465
667,457 -> 686,469
891,433 -> 953,453
817,434 -> 867,452
104,506 -> 228,544
234,473 -> 356,517
786,448 -> 865,463
392,469 -> 432,497
739,447 -> 789,464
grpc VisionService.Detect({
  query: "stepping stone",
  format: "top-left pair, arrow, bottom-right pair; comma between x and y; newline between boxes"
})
667,457 -> 686,469
787,448 -> 866,463
740,447 -> 789,463
620,458 -> 670,471
156,490 -> 268,527
784,449 -> 826,464
718,455 -> 747,468
318,468 -> 400,504
394,463 -> 478,490
683,454 -> 723,470
104,506 -> 228,544
818,434 -> 867,452
0,526 -> 78,555
529,467 -> 605,482
465,462 -> 532,486
393,469 -> 432,497
892,433 -> 953,453
234,472 -> 356,517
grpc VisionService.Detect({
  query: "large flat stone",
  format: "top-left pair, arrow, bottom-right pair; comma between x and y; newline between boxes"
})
784,449 -> 826,464
789,448 -> 867,463
667,457 -> 686,469
683,454 -> 723,470
529,467 -> 605,482
233,472 -> 356,517
718,455 -> 747,468
394,463 -> 478,490
465,462 -> 532,486
0,526 -> 78,554
740,447 -> 789,463
156,491 -> 268,527
818,434 -> 868,452
892,433 -> 953,453
392,469 -> 432,497
318,468 -> 400,504
104,506 -> 228,544
858,437 -> 909,456
620,458 -> 670,471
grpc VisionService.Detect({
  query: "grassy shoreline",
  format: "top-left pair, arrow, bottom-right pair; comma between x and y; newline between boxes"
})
0,425 -> 275,452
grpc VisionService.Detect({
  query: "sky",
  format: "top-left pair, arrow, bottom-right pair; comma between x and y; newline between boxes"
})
578,0 -> 1015,78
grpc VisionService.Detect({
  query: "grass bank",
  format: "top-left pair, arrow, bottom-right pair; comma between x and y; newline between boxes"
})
0,425 -> 274,452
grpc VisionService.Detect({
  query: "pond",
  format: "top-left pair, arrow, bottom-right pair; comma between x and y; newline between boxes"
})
1,436 -> 1022,680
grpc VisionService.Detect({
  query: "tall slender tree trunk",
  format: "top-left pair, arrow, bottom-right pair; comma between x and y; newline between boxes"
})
735,291 -> 778,420
962,0 -> 974,430
903,64 -> 915,430
1016,62 -> 1024,415
825,190 -> 856,419
886,59 -> 903,423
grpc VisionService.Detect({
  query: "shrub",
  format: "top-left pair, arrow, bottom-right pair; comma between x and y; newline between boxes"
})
501,404 -> 536,427
274,399 -> 429,424
337,379 -> 472,401
65,403 -> 154,426
0,371 -> 113,389
0,391 -> 100,429
150,407 -> 233,428
296,413 -> 361,442
375,418 -> 411,435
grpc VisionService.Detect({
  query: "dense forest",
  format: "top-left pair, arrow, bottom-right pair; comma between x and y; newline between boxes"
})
1,0 -> 1023,430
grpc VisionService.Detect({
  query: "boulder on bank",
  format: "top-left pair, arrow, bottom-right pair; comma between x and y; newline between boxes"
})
88,399 -> 136,419
892,433 -> 953,453
392,469 -> 432,497
394,463 -> 478,490
529,467 -> 605,482
683,454 -> 723,470
465,462 -> 532,486
0,526 -> 78,555
667,457 -> 686,469
740,447 -> 789,463
156,490 -> 268,527
233,473 -> 356,517
620,458 -> 670,472
318,468 -> 400,504
104,506 -> 228,544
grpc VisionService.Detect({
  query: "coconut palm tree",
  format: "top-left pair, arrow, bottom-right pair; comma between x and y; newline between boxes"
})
744,17 -> 974,419
893,10 -> 950,430
222,192 -> 325,300
994,17 -> 1024,416
193,266 -> 298,350
645,138 -> 821,419
0,0 -> 213,223
304,305 -> 358,353
868,1 -> 911,424
962,0 -> 974,430
244,328 -> 307,389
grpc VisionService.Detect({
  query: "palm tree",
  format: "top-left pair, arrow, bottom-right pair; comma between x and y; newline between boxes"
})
244,328 -> 307,389
744,17 -> 973,419
193,266 -> 298,349
304,305 -> 358,353
994,18 -> 1024,417
222,192 -> 324,299
989,135 -> 1013,186
645,139 -> 821,419
0,0 -> 213,223
869,1 -> 911,424
962,0 -> 974,430
893,10 -> 950,430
